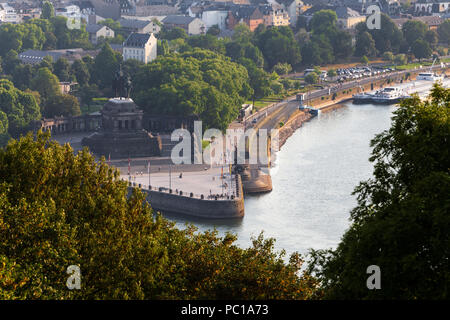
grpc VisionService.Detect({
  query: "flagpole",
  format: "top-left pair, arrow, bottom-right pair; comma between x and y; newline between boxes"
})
148,160 -> 151,189
169,165 -> 171,190
128,157 -> 131,181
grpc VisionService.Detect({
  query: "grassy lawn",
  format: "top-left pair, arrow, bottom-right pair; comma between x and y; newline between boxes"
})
246,89 -> 306,111
392,58 -> 450,70
394,62 -> 433,70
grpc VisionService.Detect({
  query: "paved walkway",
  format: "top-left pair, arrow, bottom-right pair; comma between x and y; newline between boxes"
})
122,165 -> 237,199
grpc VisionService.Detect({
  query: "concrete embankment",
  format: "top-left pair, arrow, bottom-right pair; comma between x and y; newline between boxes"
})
242,167 -> 273,194
128,175 -> 245,219
277,110 -> 312,149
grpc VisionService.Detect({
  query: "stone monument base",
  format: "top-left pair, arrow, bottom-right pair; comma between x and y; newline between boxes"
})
82,130 -> 162,159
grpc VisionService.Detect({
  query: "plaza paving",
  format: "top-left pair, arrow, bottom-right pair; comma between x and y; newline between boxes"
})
121,165 -> 238,198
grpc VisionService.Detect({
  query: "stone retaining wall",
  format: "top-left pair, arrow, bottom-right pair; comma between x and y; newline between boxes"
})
128,175 -> 245,219
278,111 -> 312,149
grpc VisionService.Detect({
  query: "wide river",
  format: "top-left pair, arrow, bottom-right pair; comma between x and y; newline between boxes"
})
164,101 -> 396,257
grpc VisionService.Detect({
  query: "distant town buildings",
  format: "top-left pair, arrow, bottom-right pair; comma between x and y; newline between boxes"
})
0,0 -> 448,44
86,23 -> 115,44
0,2 -> 41,23
120,17 -> 161,33
162,15 -> 206,34
335,6 -> 366,29
227,5 -> 264,31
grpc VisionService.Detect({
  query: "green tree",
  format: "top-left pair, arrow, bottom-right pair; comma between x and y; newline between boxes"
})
437,19 -> 450,45
225,41 -> 264,68
207,25 -> 220,36
273,62 -> 292,75
354,31 -> 377,57
54,57 -> 71,82
12,64 -> 34,90
327,69 -> 337,77
402,20 -> 428,48
360,55 -> 369,65
0,24 -> 24,56
42,1 -> 55,19
50,16 -> 71,48
92,43 -> 120,90
0,110 -> 8,135
0,79 -> 41,137
256,26 -> 301,69
424,30 -> 438,49
309,10 -> 337,35
356,15 -> 403,54
70,59 -> 90,86
0,131 -> 319,299
46,93 -> 81,117
133,49 -> 252,131
411,39 -> 432,60
232,23 -> 252,43
31,67 -> 60,112
157,39 -> 169,56
309,84 -> 450,299
239,58 -> 272,102
382,51 -> 394,62
394,53 -> 407,65
22,24 -> 45,51
2,50 -> 20,75
330,29 -> 353,59
187,34 -> 226,55
304,72 -> 318,84
78,84 -> 100,109
39,55 -> 54,71
162,26 -> 187,40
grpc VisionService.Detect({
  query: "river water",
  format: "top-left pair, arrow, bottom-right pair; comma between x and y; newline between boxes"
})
164,101 -> 396,257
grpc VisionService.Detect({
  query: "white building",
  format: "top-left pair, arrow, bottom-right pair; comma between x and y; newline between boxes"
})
277,0 -> 304,26
0,3 -> 21,23
123,33 -> 157,64
55,5 -> 81,19
162,15 -> 206,35
415,0 -> 450,16
200,9 -> 229,30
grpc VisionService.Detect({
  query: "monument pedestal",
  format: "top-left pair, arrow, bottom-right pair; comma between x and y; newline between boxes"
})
82,98 -> 162,159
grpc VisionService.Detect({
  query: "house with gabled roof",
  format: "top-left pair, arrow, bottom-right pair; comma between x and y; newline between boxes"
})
119,17 -> 161,34
162,15 -> 206,34
123,32 -> 157,63
86,24 -> 115,44
227,5 -> 264,31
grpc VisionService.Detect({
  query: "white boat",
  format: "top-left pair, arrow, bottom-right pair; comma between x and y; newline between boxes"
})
371,87 -> 406,104
416,72 -> 444,82
416,58 -> 445,82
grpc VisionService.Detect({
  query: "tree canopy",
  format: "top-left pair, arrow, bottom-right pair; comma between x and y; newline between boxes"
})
132,49 -> 253,131
0,79 -> 40,140
0,131 -> 319,299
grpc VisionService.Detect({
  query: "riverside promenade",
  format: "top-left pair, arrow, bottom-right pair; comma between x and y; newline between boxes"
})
237,65 -> 449,195
125,167 -> 245,219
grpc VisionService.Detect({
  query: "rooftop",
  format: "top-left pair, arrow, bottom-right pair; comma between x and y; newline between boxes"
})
18,50 -> 64,64
119,18 -> 153,29
123,33 -> 152,47
85,24 -> 105,33
162,15 -> 196,25
335,6 -> 361,19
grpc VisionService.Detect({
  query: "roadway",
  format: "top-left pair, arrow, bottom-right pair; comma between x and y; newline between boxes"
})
244,64 -> 448,131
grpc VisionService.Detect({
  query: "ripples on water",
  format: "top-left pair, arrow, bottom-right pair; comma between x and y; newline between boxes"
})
164,102 -> 396,257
